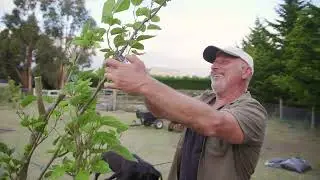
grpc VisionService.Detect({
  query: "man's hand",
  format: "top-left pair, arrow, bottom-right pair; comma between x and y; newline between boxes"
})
104,55 -> 152,94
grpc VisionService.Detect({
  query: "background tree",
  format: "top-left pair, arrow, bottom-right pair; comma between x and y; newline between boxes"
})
0,0 -> 95,90
241,18 -> 282,103
40,0 -> 95,89
241,0 -> 320,110
271,3 -> 320,107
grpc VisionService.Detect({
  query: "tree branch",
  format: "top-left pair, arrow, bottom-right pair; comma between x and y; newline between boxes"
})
106,26 -> 112,50
37,142 -> 63,180
78,2 -> 167,115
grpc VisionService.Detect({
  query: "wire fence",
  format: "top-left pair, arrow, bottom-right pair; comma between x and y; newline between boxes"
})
263,102 -> 319,129
95,89 -> 319,129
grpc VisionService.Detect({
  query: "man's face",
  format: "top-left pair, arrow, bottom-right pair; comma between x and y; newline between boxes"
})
210,51 -> 246,93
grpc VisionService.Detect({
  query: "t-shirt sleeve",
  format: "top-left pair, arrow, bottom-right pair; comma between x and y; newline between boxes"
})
222,100 -> 268,145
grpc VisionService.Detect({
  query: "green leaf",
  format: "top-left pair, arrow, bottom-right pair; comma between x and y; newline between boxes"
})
46,149 -> 56,154
133,22 -> 146,32
75,170 -> 90,180
114,0 -> 130,13
110,27 -> 126,35
73,39 -> 88,47
147,24 -> 161,30
61,137 -> 76,152
102,0 -> 115,22
78,111 -> 98,127
92,132 -> 120,145
136,35 -> 155,41
113,34 -> 126,47
20,95 -> 36,107
105,17 -> 122,26
92,160 -> 111,173
62,157 -> 74,171
153,0 -> 166,6
132,42 -> 144,50
32,121 -> 46,132
100,116 -> 128,133
112,18 -> 122,25
125,23 -> 134,28
151,15 -> 160,22
53,136 -> 61,146
49,165 -> 66,180
136,7 -> 150,17
100,48 -> 112,53
44,171 -> 53,178
131,49 -> 144,55
109,144 -> 134,161
42,96 -> 54,103
0,142 -> 12,155
20,117 -> 30,127
131,0 -> 143,6
104,51 -> 115,58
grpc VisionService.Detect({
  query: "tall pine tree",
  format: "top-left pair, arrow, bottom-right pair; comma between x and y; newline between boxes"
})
273,3 -> 320,107
242,18 -> 283,103
267,0 -> 307,48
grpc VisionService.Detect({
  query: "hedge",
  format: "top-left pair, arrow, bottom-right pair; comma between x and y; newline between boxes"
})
77,70 -> 211,90
153,75 -> 211,90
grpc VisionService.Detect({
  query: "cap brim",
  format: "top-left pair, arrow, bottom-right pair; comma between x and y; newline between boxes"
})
203,45 -> 239,63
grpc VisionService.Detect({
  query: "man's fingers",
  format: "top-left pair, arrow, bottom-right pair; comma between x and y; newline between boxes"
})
125,54 -> 140,64
104,82 -> 118,89
105,72 -> 115,81
105,58 -> 122,68
104,66 -> 115,74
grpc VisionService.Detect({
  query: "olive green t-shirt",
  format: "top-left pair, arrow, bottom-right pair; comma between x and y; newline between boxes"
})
196,91 -> 268,180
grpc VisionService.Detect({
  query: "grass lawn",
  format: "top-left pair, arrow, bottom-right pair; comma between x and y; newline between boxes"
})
0,105 -> 320,180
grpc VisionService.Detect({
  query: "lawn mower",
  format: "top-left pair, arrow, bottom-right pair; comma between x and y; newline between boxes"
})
131,109 -> 164,129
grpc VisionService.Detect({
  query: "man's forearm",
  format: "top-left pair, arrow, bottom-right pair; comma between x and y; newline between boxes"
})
140,77 -> 223,133
144,97 -> 166,118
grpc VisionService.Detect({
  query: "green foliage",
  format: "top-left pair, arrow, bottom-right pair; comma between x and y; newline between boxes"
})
75,70 -> 211,90
0,142 -> 21,180
241,1 -> 320,108
20,95 -> 37,108
0,79 -> 22,107
153,75 -> 211,90
0,0 -> 170,179
100,0 -> 167,57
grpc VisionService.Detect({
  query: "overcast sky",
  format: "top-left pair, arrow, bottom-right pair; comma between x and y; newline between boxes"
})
1,0 -> 318,77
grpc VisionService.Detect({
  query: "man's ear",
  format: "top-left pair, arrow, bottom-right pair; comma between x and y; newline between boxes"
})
241,66 -> 252,80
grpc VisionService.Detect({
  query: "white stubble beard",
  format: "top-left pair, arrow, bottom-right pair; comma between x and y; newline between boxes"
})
210,75 -> 216,92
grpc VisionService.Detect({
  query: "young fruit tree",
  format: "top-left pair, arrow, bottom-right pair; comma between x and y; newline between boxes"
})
0,0 -> 170,179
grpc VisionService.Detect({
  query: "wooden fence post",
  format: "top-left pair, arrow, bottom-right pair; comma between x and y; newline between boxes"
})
279,98 -> 283,120
112,89 -> 117,111
311,106 -> 315,129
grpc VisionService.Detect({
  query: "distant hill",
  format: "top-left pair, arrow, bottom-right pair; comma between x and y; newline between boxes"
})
148,67 -> 209,77
148,67 -> 183,76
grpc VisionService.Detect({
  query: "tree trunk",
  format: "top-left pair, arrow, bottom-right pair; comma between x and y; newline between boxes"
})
14,67 -> 23,84
20,70 -> 28,89
57,63 -> 66,89
26,46 -> 33,93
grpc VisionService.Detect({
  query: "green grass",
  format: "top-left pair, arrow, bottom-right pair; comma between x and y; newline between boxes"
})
1,105 -> 320,180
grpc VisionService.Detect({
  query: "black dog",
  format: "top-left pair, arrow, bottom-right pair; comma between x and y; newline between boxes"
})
94,151 -> 162,180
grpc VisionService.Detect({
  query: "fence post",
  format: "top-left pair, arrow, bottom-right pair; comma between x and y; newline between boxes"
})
112,89 -> 117,111
279,98 -> 283,120
311,106 -> 315,129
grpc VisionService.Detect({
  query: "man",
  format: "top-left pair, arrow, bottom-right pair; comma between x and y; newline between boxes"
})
104,45 -> 267,180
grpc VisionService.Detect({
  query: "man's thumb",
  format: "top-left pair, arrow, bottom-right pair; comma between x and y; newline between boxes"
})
125,54 -> 139,64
